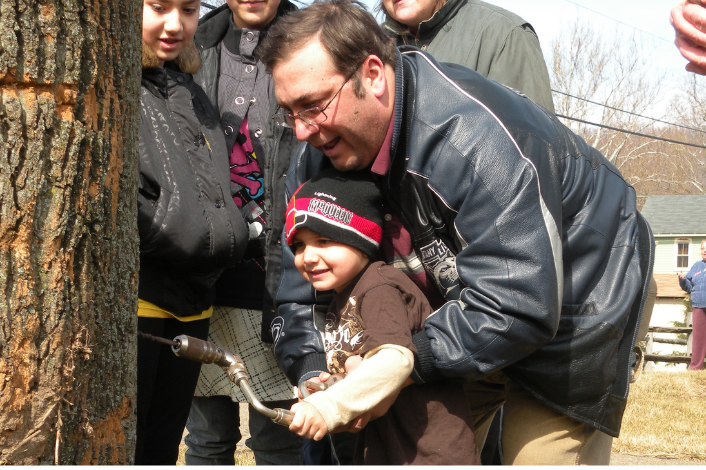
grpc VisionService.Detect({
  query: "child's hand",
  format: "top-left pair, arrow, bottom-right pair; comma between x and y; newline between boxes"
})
318,371 -> 331,382
289,401 -> 329,440
344,354 -> 363,374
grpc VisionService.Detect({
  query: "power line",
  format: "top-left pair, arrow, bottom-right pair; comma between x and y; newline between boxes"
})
561,0 -> 673,44
556,114 -> 706,150
552,90 -> 706,135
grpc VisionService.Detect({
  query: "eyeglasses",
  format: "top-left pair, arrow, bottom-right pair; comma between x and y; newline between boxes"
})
272,65 -> 360,129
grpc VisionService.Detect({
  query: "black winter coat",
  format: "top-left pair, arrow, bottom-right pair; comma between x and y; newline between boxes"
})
138,65 -> 248,317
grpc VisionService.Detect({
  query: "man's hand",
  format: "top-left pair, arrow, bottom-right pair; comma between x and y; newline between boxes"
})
297,376 -> 323,401
678,272 -> 687,280
289,401 -> 329,440
671,0 -> 706,74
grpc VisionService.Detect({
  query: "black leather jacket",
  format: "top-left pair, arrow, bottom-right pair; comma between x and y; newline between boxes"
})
193,2 -> 299,341
138,65 -> 248,316
273,49 -> 654,436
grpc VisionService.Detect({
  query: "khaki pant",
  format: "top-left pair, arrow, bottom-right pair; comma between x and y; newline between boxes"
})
466,371 -> 612,465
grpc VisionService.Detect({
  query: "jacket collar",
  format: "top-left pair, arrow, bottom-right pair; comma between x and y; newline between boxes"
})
389,49 -> 406,172
195,0 -> 297,50
383,0 -> 466,43
141,63 -> 188,98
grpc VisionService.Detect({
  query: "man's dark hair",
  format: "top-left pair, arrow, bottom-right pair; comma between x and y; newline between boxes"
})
259,0 -> 396,97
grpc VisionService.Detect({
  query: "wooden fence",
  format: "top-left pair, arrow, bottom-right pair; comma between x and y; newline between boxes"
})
643,310 -> 693,369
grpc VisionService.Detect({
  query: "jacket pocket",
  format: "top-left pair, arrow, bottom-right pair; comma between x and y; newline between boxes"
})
138,185 -> 172,248
560,303 -> 597,317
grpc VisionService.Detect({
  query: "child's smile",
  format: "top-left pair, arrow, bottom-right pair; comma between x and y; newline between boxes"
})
292,228 -> 369,292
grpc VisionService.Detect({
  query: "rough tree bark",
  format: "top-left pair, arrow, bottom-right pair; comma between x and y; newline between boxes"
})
0,0 -> 141,464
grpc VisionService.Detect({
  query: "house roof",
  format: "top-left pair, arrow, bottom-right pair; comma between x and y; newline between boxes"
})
654,273 -> 688,298
641,195 -> 706,235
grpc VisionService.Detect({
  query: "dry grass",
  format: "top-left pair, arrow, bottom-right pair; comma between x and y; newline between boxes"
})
613,370 -> 706,461
174,371 -> 706,464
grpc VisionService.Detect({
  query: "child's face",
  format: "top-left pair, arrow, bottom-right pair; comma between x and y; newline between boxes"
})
291,228 -> 369,293
143,0 -> 200,66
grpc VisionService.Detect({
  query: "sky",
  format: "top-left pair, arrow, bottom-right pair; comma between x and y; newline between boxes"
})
479,0 -> 685,78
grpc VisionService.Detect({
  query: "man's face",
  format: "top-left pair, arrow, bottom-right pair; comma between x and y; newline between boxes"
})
227,0 -> 280,30
272,39 -> 388,171
701,242 -> 706,261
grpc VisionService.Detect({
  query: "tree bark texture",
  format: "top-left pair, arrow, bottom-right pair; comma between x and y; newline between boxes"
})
0,0 -> 141,464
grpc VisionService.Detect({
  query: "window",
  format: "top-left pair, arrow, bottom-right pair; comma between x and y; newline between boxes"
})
676,238 -> 691,270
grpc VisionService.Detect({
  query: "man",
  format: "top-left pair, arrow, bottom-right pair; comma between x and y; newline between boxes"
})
182,0 -> 302,464
671,0 -> 706,74
678,240 -> 706,370
259,0 -> 654,464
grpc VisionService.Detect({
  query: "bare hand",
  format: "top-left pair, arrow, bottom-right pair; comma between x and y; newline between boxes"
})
344,354 -> 363,374
671,0 -> 706,74
678,272 -> 687,280
289,401 -> 329,440
297,376 -> 323,400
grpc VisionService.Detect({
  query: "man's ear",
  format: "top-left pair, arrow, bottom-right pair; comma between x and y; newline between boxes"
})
362,55 -> 387,98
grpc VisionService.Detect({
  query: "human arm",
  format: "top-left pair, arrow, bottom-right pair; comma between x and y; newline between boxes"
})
671,0 -> 706,74
291,344 -> 413,437
273,143 -> 333,385
387,66 -> 641,387
678,265 -> 696,292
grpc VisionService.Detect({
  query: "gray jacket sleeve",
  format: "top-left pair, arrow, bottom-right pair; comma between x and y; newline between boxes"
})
485,24 -> 555,113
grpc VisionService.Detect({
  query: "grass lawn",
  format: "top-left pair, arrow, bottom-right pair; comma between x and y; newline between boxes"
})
613,369 -> 706,461
177,370 -> 706,464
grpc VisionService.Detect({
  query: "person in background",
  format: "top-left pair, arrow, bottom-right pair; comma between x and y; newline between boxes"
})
671,0 -> 706,74
380,0 -> 555,112
136,0 -> 248,464
678,240 -> 706,370
284,169 -> 479,465
181,0 -> 304,465
259,0 -> 654,464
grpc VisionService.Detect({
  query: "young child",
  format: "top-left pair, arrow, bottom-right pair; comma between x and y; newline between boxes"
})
284,169 -> 479,465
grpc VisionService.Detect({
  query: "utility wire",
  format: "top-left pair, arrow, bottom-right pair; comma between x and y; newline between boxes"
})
561,0 -> 673,44
556,114 -> 706,150
552,90 -> 706,135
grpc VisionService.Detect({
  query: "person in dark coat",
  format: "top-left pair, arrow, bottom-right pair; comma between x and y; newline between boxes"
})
182,0 -> 304,465
136,0 -> 248,464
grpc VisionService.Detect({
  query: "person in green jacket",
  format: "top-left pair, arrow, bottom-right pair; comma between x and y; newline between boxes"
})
380,0 -> 555,112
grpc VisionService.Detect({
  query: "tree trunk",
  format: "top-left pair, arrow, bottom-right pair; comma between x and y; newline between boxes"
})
0,0 -> 141,464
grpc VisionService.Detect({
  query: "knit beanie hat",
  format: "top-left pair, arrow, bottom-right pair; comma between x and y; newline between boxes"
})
285,169 -> 384,259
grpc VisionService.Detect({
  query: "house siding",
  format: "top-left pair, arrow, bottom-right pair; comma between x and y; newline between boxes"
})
654,236 -> 705,273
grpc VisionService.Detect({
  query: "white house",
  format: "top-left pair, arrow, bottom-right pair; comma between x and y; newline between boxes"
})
640,195 -> 706,369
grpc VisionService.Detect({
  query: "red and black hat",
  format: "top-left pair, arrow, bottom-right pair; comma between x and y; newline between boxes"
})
285,169 -> 384,259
